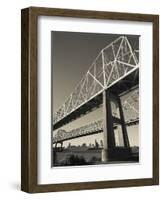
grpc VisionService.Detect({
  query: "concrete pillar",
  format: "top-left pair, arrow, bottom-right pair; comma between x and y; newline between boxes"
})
115,101 -> 124,147
102,90 -> 115,162
58,141 -> 63,152
116,125 -> 125,146
116,95 -> 130,148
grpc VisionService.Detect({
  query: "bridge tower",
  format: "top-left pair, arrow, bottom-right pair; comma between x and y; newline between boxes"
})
102,90 -> 131,162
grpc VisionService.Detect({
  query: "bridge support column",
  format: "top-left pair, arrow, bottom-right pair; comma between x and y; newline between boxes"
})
116,95 -> 130,148
114,95 -> 129,147
116,125 -> 124,146
102,90 -> 116,162
102,90 -> 131,162
60,141 -> 63,151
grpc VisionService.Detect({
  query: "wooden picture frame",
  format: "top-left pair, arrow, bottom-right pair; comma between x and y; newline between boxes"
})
21,7 -> 159,193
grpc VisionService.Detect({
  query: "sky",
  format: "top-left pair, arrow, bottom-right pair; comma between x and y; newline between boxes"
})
51,31 -> 139,147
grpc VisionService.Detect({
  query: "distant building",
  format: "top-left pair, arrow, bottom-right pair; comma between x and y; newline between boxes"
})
100,140 -> 103,147
95,139 -> 99,148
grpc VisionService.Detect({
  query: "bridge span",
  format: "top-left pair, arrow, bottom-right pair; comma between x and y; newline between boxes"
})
53,118 -> 139,144
53,36 -> 139,130
53,36 -> 139,162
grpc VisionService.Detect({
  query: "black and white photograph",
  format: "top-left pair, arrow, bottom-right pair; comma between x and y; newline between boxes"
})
20,6 -> 159,193
52,31 -> 139,167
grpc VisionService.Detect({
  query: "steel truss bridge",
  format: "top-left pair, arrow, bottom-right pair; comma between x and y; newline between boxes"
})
53,118 -> 138,144
53,89 -> 139,143
53,36 -> 139,161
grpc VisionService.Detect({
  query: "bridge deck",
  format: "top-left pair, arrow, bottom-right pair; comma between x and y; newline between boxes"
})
53,119 -> 139,143
53,67 -> 139,130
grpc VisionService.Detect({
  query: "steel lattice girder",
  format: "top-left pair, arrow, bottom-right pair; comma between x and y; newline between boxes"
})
53,36 -> 139,125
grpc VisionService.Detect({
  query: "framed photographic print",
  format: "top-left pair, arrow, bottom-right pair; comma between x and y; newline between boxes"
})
21,7 -> 159,193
